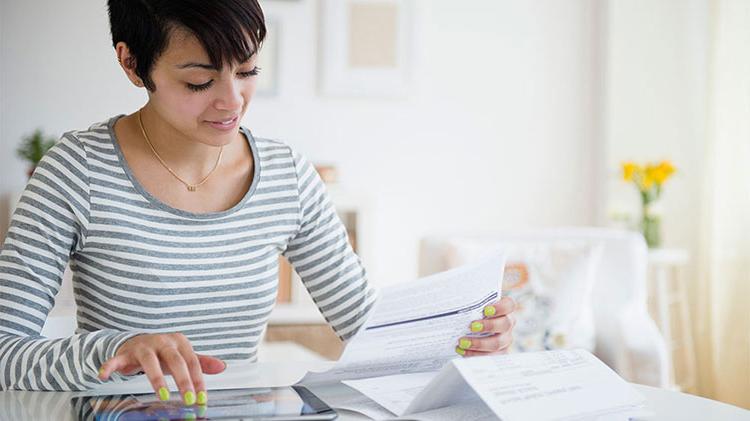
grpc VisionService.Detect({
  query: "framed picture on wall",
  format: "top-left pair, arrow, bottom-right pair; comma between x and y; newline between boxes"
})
318,0 -> 413,98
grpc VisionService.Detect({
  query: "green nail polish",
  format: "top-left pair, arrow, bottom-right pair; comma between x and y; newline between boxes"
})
471,321 -> 484,332
197,391 -> 208,405
455,346 -> 466,356
158,387 -> 170,401
98,367 -> 104,377
459,338 -> 472,350
184,390 -> 196,406
483,305 -> 496,317
184,412 -> 197,421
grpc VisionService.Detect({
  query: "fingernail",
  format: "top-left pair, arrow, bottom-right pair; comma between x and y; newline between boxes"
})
184,390 -> 196,406
184,412 -> 197,421
158,387 -> 170,401
98,367 -> 105,378
197,405 -> 207,417
483,305 -> 496,317
471,321 -> 484,332
459,338 -> 472,350
455,346 -> 466,356
197,390 -> 208,405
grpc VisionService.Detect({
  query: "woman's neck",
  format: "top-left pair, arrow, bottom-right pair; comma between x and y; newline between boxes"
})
136,104 -> 230,178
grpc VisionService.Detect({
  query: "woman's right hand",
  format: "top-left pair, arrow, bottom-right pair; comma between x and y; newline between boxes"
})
97,333 -> 226,406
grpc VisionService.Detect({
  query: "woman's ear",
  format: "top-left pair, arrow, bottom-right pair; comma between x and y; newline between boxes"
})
115,42 -> 144,88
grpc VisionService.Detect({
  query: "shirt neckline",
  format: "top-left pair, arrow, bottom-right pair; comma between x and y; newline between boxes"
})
107,114 -> 261,219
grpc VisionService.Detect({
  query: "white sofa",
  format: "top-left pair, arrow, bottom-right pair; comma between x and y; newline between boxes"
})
419,227 -> 670,388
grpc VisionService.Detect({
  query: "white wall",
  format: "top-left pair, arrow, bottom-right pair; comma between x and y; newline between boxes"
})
601,0 -> 709,394
603,0 -> 708,246
602,0 -> 708,282
0,0 -> 599,286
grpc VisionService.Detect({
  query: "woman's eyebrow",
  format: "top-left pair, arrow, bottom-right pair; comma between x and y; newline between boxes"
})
175,62 -> 216,70
174,55 -> 255,70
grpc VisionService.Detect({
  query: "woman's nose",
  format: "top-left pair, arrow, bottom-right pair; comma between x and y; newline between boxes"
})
214,80 -> 244,111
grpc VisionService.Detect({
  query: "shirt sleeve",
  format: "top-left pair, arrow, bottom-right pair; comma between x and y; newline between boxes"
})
282,151 -> 377,342
0,133 -> 139,391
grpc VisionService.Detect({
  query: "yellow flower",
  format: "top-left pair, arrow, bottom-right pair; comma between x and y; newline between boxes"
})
658,160 -> 676,181
621,162 -> 640,182
648,160 -> 676,185
640,171 -> 655,190
621,160 -> 676,191
644,164 -> 660,187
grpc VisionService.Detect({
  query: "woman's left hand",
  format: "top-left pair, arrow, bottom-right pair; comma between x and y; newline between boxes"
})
455,296 -> 516,357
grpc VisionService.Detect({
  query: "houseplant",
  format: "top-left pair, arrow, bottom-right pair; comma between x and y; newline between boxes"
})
621,160 -> 676,248
16,129 -> 57,178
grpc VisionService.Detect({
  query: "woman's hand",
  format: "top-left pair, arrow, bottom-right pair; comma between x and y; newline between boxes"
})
456,296 -> 516,357
97,333 -> 227,406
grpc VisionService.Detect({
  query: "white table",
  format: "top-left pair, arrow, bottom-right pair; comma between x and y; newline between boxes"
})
0,361 -> 747,420
647,248 -> 695,391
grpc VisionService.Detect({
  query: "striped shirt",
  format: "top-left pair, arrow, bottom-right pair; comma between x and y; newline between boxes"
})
0,115 -> 377,391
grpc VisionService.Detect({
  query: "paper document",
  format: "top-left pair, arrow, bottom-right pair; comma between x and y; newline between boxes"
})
343,349 -> 647,421
305,383 -> 398,420
343,372 -> 438,415
299,252 -> 506,385
446,349 -> 646,421
412,349 -> 646,420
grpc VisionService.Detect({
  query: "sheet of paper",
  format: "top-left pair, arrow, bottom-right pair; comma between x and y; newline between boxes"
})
343,371 -> 438,415
299,252 -> 506,385
313,379 -> 499,421
402,361 -> 481,415
449,349 -> 647,421
399,401 -> 499,421
306,383 -> 398,420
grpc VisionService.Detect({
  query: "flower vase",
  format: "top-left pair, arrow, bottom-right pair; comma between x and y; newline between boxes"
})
641,204 -> 661,248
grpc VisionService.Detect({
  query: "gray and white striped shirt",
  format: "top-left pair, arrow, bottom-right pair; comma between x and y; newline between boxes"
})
0,115 -> 376,391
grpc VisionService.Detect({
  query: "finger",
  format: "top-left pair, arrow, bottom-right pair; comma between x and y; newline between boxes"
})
198,354 -> 227,375
99,354 -> 132,381
138,351 -> 170,402
159,347 -> 196,406
482,296 -> 516,318
469,315 -> 513,334
457,331 -> 513,353
177,341 -> 207,406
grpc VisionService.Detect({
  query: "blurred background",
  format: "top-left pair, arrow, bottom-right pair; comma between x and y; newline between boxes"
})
0,0 -> 747,410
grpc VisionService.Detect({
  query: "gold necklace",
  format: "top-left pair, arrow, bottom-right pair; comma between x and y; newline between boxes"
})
137,110 -> 224,192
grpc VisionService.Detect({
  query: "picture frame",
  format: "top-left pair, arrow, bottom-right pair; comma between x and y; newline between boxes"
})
318,0 -> 413,98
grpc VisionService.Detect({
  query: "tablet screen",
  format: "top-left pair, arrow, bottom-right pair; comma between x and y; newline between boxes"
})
71,386 -> 337,420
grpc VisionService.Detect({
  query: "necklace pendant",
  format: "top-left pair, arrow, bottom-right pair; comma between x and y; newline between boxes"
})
187,185 -> 197,192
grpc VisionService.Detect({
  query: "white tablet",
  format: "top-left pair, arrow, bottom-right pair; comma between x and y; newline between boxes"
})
71,385 -> 338,420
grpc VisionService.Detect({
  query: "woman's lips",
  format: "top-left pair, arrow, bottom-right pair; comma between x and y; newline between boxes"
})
206,116 -> 239,131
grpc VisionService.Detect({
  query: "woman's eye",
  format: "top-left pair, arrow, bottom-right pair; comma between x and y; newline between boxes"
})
238,66 -> 261,78
187,80 -> 213,92
186,67 -> 260,92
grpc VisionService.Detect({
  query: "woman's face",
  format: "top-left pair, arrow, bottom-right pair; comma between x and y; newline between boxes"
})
145,27 -> 259,147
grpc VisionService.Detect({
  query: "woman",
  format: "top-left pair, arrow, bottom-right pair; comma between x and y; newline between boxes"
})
0,0 -> 516,407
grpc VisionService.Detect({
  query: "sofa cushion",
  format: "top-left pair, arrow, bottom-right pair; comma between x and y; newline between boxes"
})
445,239 -> 603,352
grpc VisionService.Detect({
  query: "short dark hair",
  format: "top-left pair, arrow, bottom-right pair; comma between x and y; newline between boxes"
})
107,0 -> 266,91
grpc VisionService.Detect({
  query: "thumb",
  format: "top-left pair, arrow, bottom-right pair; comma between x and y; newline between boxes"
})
198,354 -> 227,374
99,354 -> 136,380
